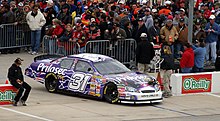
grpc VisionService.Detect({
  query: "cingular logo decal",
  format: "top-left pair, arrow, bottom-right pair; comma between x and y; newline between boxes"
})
182,74 -> 212,94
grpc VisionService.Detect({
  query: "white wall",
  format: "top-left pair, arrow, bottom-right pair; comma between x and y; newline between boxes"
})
171,72 -> 220,96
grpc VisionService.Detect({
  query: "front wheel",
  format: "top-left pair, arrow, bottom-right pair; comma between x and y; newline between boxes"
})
45,73 -> 58,93
103,83 -> 119,103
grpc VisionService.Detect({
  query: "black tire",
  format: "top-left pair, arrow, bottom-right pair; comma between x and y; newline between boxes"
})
45,73 -> 58,93
103,83 -> 119,103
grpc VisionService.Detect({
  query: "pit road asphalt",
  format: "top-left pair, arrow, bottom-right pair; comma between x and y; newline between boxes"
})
0,52 -> 220,121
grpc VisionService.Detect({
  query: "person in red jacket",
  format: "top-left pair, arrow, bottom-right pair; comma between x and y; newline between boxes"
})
72,23 -> 87,53
204,4 -> 212,20
48,19 -> 64,54
180,42 -> 195,73
52,19 -> 64,38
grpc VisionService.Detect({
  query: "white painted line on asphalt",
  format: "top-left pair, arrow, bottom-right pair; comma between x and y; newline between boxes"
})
206,93 -> 220,98
0,106 -> 53,121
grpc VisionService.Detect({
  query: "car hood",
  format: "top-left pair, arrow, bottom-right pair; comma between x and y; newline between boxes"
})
104,72 -> 155,89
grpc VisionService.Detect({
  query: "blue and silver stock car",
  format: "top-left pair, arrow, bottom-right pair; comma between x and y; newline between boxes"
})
25,53 -> 163,104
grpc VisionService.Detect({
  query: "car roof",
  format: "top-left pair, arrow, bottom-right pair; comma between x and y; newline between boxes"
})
68,53 -> 113,62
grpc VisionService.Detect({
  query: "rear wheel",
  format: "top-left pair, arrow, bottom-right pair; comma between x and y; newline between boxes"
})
103,83 -> 119,103
45,73 -> 58,93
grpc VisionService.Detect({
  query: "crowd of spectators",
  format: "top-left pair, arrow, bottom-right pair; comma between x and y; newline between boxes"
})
0,0 -> 220,72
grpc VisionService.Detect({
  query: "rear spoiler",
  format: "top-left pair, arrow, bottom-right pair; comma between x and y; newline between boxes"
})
34,54 -> 64,62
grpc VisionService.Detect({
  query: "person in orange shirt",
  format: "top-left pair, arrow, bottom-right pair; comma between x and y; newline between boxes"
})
158,1 -> 171,16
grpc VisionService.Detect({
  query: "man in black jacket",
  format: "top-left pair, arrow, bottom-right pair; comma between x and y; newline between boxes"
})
136,33 -> 155,74
8,58 -> 31,106
133,18 -> 148,43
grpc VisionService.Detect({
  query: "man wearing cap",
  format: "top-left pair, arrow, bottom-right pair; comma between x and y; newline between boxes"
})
133,18 -> 148,43
75,1 -> 84,17
175,18 -> 188,59
43,0 -> 58,26
136,33 -> 155,74
204,3 -> 212,20
193,20 -> 206,43
194,10 -> 207,29
72,23 -> 88,53
57,3 -> 72,25
173,11 -> 180,26
8,58 -> 32,106
160,18 -> 178,54
158,1 -> 171,16
111,22 -> 127,41
204,14 -> 220,65
179,8 -> 188,25
15,2 -> 25,24
143,7 -> 158,42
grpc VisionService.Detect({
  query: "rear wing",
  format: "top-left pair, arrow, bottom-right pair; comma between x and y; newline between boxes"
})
34,54 -> 64,62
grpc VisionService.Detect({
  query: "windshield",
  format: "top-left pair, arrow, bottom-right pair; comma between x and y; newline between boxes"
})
94,60 -> 131,75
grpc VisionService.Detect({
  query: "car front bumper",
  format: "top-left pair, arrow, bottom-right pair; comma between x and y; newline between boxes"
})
118,91 -> 163,104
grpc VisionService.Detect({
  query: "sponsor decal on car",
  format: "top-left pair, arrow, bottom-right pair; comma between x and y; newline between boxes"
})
182,74 -> 212,94
90,84 -> 96,91
141,94 -> 159,98
37,63 -> 67,75
89,91 -> 95,95
95,85 -> 101,94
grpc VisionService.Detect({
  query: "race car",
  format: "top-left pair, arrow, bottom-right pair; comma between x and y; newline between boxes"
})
25,53 -> 163,104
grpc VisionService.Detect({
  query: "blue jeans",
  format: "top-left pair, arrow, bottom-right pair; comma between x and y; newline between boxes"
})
174,43 -> 182,59
31,30 -> 41,52
56,46 -> 66,55
79,47 -> 85,53
48,39 -> 56,54
205,42 -> 217,63
181,68 -> 192,73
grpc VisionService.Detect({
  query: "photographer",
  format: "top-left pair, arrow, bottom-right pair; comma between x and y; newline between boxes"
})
111,22 -> 127,41
192,40 -> 206,72
204,15 -> 220,66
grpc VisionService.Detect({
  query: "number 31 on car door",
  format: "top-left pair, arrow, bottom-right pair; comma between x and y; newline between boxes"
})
68,73 -> 91,92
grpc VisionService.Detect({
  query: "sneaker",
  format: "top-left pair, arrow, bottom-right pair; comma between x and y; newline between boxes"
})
163,94 -> 169,98
31,51 -> 38,55
28,51 -> 32,54
168,93 -> 172,97
20,100 -> 27,106
12,101 -> 18,106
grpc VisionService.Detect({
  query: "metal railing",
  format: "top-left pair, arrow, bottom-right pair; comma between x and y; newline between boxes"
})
42,35 -> 80,56
85,40 -> 110,55
42,37 -> 162,72
85,39 -> 137,68
0,23 -> 31,49
0,23 -> 163,72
